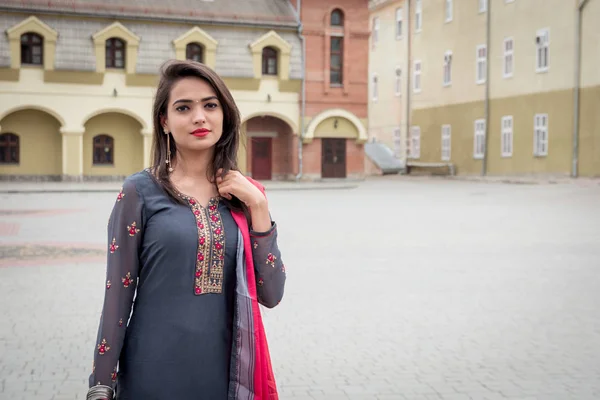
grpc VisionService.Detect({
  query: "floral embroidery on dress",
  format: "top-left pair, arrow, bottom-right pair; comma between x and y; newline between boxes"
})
258,278 -> 264,286
266,253 -> 276,268
116,188 -> 125,202
111,367 -> 118,382
177,194 -> 225,295
281,264 -> 286,273
97,339 -> 110,355
106,280 -> 111,289
118,318 -> 123,327
109,238 -> 119,254
127,222 -> 140,237
122,272 -> 133,288
253,241 -> 259,249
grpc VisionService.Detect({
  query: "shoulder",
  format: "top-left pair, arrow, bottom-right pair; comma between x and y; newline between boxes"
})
121,170 -> 153,197
244,176 -> 266,194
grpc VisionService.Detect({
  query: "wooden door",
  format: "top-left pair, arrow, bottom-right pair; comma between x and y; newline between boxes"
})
321,138 -> 346,178
251,137 -> 272,180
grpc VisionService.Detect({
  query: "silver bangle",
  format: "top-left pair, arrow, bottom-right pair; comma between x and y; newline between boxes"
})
86,384 -> 114,400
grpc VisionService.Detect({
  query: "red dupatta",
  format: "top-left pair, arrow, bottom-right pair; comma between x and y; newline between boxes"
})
230,177 -> 278,400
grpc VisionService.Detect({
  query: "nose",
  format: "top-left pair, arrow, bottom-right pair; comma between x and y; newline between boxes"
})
192,106 -> 206,124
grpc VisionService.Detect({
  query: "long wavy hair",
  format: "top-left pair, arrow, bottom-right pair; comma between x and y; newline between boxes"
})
151,59 -> 247,215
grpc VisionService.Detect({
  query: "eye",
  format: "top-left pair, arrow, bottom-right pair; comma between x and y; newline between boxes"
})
205,102 -> 219,109
175,105 -> 189,112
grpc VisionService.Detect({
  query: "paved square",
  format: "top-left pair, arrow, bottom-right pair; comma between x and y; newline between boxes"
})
1,177 -> 599,400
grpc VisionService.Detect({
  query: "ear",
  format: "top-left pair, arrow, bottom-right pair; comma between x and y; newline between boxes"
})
160,114 -> 168,131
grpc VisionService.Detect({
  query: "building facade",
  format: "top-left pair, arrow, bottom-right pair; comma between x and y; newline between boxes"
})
0,0 -> 304,181
292,0 -> 370,179
369,0 -> 600,177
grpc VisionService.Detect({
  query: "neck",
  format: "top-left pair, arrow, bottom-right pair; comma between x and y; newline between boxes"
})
171,148 -> 214,183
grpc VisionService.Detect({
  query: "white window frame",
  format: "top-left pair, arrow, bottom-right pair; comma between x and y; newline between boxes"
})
409,126 -> 421,159
534,114 -> 548,156
476,45 -> 487,84
415,0 -> 422,33
396,8 -> 403,39
413,60 -> 422,93
372,17 -> 380,46
443,51 -> 452,87
501,116 -> 513,157
536,28 -> 550,73
395,67 -> 401,96
479,0 -> 487,13
474,119 -> 486,159
441,125 -> 451,161
393,127 -> 402,158
445,0 -> 453,22
503,37 -> 514,78
372,74 -> 378,102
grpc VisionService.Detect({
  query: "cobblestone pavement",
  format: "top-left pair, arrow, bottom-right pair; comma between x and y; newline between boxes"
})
1,177 -> 599,400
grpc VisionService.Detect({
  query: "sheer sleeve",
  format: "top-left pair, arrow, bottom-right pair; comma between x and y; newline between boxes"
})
89,178 -> 143,389
250,221 -> 286,308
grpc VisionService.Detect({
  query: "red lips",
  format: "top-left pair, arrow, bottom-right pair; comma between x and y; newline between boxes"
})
191,128 -> 210,137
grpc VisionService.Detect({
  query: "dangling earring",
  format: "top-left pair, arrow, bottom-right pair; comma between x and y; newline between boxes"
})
164,129 -> 173,173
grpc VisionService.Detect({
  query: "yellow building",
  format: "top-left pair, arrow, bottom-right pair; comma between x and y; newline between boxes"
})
0,2 -> 303,180
369,0 -> 600,177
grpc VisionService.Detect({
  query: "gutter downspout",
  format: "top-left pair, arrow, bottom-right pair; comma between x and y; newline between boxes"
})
481,0 -> 491,176
294,0 -> 306,181
572,0 -> 590,178
404,0 -> 412,173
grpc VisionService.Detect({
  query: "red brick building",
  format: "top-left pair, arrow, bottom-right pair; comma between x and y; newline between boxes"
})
293,0 -> 370,179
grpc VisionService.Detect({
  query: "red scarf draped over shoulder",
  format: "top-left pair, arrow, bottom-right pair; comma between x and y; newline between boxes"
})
230,177 -> 278,400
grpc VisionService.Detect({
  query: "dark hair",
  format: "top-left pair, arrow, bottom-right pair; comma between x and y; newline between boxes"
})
151,59 -> 247,215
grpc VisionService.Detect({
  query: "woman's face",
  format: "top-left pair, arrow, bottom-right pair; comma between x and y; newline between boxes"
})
162,76 -> 224,154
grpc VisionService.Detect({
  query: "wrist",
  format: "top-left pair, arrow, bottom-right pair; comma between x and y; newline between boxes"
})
247,196 -> 267,210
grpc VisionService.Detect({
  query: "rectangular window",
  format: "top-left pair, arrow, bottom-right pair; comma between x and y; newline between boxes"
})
474,119 -> 486,159
536,29 -> 550,72
409,126 -> 421,159
372,74 -> 378,102
393,128 -> 402,158
534,114 -> 548,156
445,0 -> 453,22
479,0 -> 487,13
395,68 -> 401,96
501,116 -> 513,157
330,36 -> 343,85
441,125 -> 451,161
372,17 -> 380,46
503,38 -> 514,78
415,0 -> 422,32
476,45 -> 487,84
443,51 -> 452,86
414,60 -> 422,93
396,8 -> 403,39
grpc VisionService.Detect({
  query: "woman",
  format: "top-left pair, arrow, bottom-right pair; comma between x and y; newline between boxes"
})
87,60 -> 286,400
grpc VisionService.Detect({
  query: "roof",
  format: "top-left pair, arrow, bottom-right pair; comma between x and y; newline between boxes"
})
0,0 -> 299,28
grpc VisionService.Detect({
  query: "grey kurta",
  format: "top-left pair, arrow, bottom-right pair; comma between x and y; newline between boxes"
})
89,170 -> 286,400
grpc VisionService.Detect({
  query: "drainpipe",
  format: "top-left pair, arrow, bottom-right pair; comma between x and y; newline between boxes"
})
481,0 -> 491,176
572,0 -> 590,177
294,0 -> 306,181
404,0 -> 411,173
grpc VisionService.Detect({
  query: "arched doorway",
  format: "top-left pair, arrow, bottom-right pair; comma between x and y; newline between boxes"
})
0,109 -> 62,177
83,112 -> 143,177
242,115 -> 295,181
314,116 -> 360,178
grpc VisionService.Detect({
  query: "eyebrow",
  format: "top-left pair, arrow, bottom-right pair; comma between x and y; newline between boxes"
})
172,96 -> 218,106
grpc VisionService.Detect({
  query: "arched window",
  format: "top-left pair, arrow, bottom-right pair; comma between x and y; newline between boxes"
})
105,38 -> 126,69
186,42 -> 204,63
0,133 -> 20,164
262,47 -> 278,76
93,135 -> 114,165
21,32 -> 43,65
331,9 -> 344,27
